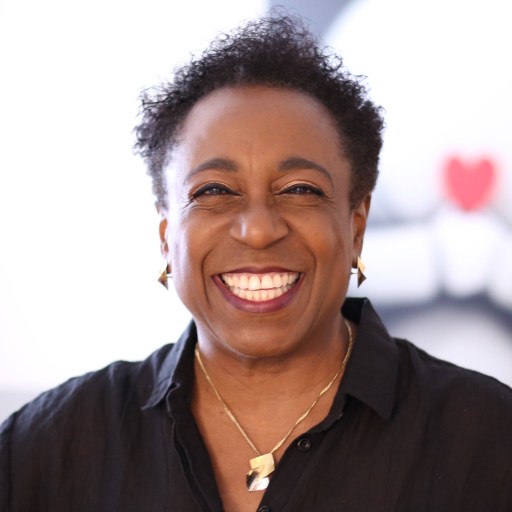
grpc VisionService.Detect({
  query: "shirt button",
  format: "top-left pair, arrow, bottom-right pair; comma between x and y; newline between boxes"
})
297,437 -> 312,452
257,506 -> 270,512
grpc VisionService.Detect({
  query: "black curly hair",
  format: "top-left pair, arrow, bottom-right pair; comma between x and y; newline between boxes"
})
134,13 -> 384,209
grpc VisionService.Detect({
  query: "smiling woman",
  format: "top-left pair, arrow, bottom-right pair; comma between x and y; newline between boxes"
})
1,12 -> 512,512
160,86 -> 365,366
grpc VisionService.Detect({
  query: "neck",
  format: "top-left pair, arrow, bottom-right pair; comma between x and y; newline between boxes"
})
193,318 -> 355,412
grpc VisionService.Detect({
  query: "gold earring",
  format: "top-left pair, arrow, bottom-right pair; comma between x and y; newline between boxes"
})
352,256 -> 366,287
157,264 -> 172,289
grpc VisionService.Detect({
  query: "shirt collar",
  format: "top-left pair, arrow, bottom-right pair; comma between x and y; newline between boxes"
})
142,298 -> 399,421
341,297 -> 399,421
141,321 -> 197,409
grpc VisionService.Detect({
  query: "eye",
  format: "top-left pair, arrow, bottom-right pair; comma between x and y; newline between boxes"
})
280,183 -> 325,196
192,183 -> 237,199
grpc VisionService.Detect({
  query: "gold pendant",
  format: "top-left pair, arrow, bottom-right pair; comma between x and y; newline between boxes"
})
246,453 -> 275,491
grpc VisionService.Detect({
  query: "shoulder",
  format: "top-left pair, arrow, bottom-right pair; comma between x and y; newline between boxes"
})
394,337 -> 512,429
396,337 -> 512,393
390,339 -> 512,503
1,342 -> 177,445
0,341 -> 184,510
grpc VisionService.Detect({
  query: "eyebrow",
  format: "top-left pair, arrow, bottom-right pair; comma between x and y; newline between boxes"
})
278,157 -> 333,185
187,158 -> 237,179
186,156 -> 333,184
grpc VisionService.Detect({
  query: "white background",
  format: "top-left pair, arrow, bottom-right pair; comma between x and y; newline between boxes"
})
1,0 -> 511,423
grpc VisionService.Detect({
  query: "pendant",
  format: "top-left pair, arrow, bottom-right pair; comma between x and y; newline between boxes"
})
246,453 -> 275,491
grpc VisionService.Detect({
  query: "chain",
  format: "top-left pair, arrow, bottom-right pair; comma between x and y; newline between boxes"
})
194,319 -> 354,457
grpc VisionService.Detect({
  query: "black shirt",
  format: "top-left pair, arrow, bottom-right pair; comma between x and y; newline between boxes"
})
1,298 -> 512,511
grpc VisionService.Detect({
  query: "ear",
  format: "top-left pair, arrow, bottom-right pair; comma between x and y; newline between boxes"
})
157,205 -> 170,263
351,194 -> 372,260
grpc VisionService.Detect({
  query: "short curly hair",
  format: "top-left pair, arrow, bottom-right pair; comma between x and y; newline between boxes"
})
134,13 -> 384,209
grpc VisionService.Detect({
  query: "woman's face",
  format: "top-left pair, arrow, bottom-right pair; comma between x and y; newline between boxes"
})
160,86 -> 370,359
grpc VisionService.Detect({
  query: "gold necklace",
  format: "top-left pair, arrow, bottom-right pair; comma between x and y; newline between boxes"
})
194,320 -> 354,492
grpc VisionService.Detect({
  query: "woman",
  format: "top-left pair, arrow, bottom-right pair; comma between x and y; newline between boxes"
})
1,14 -> 512,512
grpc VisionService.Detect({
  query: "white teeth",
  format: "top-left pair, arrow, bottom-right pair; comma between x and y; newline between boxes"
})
273,274 -> 283,287
239,275 -> 248,289
248,275 -> 260,290
220,271 -> 299,302
261,275 -> 273,289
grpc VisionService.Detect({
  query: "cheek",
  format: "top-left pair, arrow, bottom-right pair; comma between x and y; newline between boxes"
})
300,210 -> 352,251
168,231 -> 202,313
169,223 -> 197,277
311,219 -> 354,282
167,214 -> 215,294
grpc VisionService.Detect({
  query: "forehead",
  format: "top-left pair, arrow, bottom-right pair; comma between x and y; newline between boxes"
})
173,85 -> 344,160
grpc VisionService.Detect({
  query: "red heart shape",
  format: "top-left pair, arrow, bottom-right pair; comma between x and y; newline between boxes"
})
443,157 -> 496,211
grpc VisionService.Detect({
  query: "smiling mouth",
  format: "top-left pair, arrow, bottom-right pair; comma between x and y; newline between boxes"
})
220,271 -> 301,302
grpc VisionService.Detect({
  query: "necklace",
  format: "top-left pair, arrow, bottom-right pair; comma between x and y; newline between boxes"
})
194,320 -> 354,492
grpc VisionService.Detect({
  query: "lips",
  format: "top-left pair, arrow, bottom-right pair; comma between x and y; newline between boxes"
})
220,271 -> 300,302
214,270 -> 301,312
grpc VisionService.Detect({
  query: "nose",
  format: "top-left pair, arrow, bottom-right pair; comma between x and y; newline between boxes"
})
229,198 -> 289,249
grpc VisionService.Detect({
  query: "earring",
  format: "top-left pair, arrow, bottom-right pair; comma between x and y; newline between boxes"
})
352,256 -> 366,287
157,264 -> 172,289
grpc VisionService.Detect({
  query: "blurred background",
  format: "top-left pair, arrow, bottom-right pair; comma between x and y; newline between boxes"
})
1,0 -> 511,423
